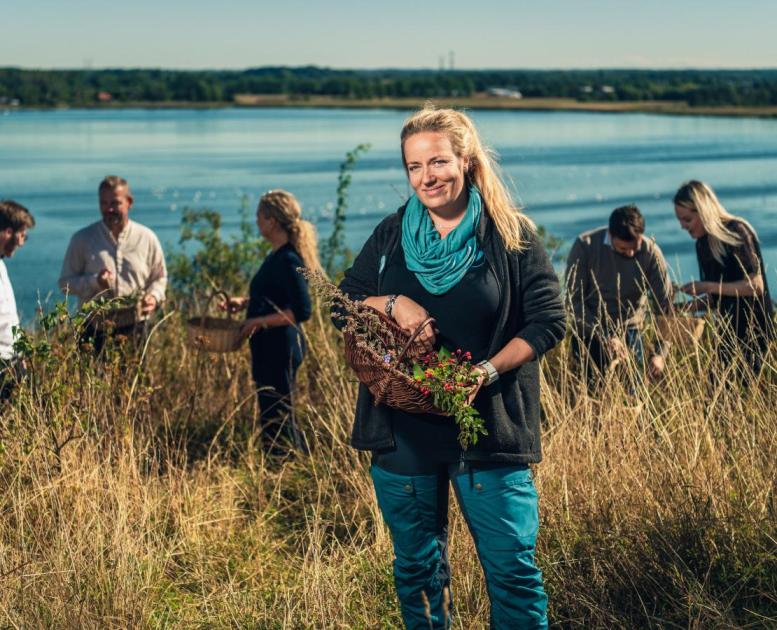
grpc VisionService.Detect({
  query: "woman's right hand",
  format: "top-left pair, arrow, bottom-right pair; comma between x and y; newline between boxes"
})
219,296 -> 248,313
391,295 -> 436,352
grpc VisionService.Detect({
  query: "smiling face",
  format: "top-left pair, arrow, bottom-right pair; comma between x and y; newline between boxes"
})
674,203 -> 706,239
99,186 -> 132,233
403,131 -> 469,218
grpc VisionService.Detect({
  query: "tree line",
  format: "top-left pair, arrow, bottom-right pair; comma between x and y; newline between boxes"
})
2,66 -> 777,107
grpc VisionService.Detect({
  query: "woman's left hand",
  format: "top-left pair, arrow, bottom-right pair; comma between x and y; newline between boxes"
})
465,366 -> 487,405
679,281 -> 714,296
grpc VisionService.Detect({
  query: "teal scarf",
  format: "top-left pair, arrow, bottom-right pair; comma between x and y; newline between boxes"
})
401,185 -> 484,295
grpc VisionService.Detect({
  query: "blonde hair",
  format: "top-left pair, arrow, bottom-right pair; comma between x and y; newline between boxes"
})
400,104 -> 533,252
673,180 -> 754,264
259,190 -> 324,275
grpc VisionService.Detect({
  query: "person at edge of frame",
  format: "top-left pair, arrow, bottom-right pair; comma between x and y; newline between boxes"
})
674,179 -> 775,378
0,200 -> 35,401
565,203 -> 674,391
335,104 -> 565,629
222,190 -> 319,456
58,176 -> 167,354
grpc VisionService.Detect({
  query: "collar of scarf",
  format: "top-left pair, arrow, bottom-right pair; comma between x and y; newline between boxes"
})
401,185 -> 484,295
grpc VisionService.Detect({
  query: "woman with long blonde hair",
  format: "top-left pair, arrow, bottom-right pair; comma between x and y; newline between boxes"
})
226,189 -> 321,452
675,180 -> 774,373
338,105 -> 565,628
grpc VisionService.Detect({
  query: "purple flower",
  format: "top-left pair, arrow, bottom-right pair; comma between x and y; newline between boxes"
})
383,353 -> 393,364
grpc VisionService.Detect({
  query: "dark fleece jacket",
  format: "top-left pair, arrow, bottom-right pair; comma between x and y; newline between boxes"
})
337,205 -> 565,464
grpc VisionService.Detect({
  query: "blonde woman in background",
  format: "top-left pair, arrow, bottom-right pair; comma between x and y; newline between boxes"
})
675,180 -> 774,374
338,105 -> 565,629
225,190 -> 322,452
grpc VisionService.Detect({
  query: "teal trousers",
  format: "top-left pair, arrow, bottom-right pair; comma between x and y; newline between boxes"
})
371,463 -> 548,629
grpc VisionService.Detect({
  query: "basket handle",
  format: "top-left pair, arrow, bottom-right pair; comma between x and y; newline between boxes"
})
199,290 -> 233,327
395,316 -> 436,364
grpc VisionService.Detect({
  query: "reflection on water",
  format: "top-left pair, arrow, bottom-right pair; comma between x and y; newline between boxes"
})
1,108 -> 776,319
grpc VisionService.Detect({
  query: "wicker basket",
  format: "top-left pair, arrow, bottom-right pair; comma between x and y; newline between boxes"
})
86,301 -> 142,331
186,291 -> 245,353
186,316 -> 244,353
342,307 -> 444,415
656,315 -> 705,347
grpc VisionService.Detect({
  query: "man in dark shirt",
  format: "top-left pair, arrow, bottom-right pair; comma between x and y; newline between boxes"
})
565,204 -> 674,386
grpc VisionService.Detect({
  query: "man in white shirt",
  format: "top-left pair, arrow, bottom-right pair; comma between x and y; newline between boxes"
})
59,176 -> 167,351
0,200 -> 35,398
59,175 -> 167,311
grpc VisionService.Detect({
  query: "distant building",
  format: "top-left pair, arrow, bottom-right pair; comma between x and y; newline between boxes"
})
487,87 -> 523,99
97,91 -> 113,103
580,85 -> 593,94
601,85 -> 615,94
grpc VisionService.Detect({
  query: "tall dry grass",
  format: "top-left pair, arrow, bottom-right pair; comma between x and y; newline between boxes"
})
0,305 -> 774,628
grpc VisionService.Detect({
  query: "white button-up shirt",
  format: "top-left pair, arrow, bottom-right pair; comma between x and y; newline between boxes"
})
59,220 -> 167,307
0,259 -> 20,360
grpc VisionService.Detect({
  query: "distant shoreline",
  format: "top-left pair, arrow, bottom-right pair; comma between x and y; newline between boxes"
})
8,95 -> 777,118
233,95 -> 777,118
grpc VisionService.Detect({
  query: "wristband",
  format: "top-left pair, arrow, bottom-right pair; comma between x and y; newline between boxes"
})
476,360 -> 499,386
385,294 -> 399,318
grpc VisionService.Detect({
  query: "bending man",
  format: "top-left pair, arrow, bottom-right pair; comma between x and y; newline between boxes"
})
565,204 -> 673,387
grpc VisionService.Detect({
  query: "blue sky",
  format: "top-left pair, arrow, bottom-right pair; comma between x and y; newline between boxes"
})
3,0 -> 776,70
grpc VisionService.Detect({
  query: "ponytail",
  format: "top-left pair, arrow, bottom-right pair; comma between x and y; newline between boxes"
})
289,219 -> 324,275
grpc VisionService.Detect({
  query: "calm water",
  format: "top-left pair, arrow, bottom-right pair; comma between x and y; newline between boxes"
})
2,107 -> 777,320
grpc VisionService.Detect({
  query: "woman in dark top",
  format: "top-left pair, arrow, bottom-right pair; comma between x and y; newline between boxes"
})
225,190 -> 320,451
338,106 -> 565,629
675,180 -> 774,374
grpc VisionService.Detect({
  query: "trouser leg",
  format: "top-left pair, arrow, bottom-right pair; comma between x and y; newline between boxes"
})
371,465 -> 452,630
81,321 -> 147,357
451,464 -> 548,630
571,334 -> 608,391
81,324 -> 107,355
0,358 -> 21,402
255,361 -> 304,452
625,327 -> 646,393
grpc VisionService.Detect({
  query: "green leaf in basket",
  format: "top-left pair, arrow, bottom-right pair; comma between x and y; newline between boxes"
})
413,363 -> 424,380
437,346 -> 451,362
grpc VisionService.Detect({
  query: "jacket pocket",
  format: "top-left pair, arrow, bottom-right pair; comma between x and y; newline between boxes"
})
487,370 -> 535,453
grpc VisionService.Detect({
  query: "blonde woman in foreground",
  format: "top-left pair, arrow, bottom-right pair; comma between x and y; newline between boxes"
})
225,190 -> 321,453
675,180 -> 774,375
338,106 -> 565,629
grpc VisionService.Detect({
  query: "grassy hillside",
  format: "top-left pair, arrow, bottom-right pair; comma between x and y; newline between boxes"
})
0,295 -> 774,628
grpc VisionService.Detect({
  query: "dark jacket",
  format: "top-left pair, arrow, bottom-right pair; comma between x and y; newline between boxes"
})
338,205 -> 566,464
